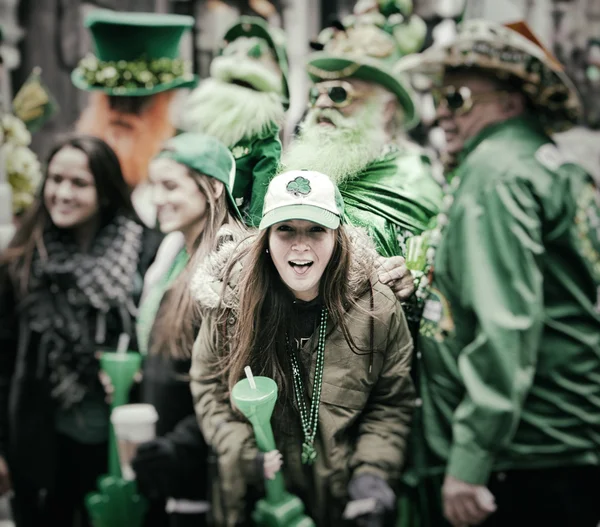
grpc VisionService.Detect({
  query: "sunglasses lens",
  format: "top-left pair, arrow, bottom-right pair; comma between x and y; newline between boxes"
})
328,86 -> 348,104
446,90 -> 466,110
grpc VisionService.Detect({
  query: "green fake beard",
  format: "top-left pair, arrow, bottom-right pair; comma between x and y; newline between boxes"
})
281,102 -> 387,184
180,78 -> 284,147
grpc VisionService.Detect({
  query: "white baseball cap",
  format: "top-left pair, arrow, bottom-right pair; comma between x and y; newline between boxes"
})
259,170 -> 345,230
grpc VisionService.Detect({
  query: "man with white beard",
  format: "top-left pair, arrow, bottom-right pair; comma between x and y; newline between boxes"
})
282,10 -> 443,258
180,16 -> 288,227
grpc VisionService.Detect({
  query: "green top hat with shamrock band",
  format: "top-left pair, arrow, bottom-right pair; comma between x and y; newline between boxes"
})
221,16 -> 290,108
72,10 -> 198,96
307,10 -> 420,129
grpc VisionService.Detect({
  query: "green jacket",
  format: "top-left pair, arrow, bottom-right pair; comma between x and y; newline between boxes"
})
340,144 -> 443,258
189,229 -> 415,525
230,126 -> 282,228
418,115 -> 600,485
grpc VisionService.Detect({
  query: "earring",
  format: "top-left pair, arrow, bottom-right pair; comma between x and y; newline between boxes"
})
266,248 -> 270,254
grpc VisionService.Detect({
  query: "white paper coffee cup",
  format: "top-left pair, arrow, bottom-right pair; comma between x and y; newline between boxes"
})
111,404 -> 158,480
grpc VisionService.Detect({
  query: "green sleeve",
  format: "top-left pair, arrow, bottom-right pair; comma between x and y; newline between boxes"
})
246,134 -> 282,227
447,179 -> 545,484
350,295 -> 415,480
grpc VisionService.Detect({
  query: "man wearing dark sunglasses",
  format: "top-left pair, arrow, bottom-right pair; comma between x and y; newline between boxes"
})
404,19 -> 600,527
281,10 -> 443,264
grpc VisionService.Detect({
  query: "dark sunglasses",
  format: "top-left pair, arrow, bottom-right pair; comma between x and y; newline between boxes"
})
308,81 -> 364,108
434,86 -> 510,116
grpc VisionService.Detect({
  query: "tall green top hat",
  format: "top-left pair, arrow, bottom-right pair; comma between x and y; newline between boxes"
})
307,0 -> 422,129
220,16 -> 290,109
72,10 -> 198,96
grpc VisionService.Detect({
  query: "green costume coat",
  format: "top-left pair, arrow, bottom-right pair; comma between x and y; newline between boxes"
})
418,116 -> 600,486
339,144 -> 443,258
230,126 -> 282,227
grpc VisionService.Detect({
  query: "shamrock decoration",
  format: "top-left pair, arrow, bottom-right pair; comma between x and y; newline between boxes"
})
286,176 -> 312,197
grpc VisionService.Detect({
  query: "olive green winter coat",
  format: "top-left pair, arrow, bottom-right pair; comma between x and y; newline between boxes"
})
190,229 -> 415,526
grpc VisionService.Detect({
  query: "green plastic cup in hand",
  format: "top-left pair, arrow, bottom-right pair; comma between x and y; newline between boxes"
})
405,234 -> 429,272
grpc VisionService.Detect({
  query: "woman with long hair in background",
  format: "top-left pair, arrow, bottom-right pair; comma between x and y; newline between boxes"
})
0,134 -> 161,527
131,133 -> 244,527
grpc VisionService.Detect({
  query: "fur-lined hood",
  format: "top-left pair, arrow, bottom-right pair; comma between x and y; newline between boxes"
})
191,225 -> 379,312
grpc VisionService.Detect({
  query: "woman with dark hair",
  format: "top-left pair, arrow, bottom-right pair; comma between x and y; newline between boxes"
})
0,134 -> 161,527
190,170 -> 415,526
130,133 -> 244,527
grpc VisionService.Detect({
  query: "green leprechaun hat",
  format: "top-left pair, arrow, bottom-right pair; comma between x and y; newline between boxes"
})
219,16 -> 290,109
307,1 -> 421,129
71,10 -> 198,96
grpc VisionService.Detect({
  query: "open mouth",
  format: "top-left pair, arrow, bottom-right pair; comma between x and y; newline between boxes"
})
289,261 -> 313,275
231,79 -> 259,91
317,116 -> 335,127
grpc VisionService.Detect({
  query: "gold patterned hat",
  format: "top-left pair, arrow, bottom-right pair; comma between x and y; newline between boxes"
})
401,19 -> 582,133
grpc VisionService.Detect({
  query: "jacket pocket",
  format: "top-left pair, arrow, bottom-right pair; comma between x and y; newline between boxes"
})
320,382 -> 369,410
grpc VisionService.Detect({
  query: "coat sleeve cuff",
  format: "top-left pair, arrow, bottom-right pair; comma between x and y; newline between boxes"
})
446,443 -> 494,485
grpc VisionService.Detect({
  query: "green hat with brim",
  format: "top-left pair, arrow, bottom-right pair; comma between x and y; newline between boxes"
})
221,16 -> 290,109
72,10 -> 198,96
307,52 -> 419,129
155,133 -> 242,221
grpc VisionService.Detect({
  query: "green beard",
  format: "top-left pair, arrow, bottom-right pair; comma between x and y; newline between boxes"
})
281,103 -> 387,184
180,78 -> 285,147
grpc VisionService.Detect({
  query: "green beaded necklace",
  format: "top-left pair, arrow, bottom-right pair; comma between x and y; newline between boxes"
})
286,305 -> 328,465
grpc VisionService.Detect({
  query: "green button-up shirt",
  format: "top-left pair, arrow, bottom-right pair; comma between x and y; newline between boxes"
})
418,115 -> 600,485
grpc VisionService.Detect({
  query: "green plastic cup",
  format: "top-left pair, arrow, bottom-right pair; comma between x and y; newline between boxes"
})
405,234 -> 429,272
100,352 -> 142,477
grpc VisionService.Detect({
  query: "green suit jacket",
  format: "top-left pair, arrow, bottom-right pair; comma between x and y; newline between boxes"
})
418,115 -> 600,485
230,126 -> 282,227
340,144 -> 442,258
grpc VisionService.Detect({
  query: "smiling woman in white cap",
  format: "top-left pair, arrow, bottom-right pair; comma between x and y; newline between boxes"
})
190,170 -> 415,526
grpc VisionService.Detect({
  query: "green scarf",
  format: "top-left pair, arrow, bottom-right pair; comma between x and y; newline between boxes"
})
136,248 -> 189,356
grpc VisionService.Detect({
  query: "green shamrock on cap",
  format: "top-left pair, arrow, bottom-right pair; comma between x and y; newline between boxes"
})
286,176 -> 311,197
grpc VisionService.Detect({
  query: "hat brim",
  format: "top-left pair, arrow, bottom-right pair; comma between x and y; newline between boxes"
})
71,70 -> 198,96
259,205 -> 340,230
225,189 -> 243,222
397,36 -> 582,133
307,53 -> 419,130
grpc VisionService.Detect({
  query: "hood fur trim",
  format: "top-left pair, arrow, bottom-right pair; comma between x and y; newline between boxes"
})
191,225 -> 378,311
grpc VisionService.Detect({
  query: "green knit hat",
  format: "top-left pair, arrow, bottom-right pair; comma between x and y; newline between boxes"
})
307,1 -> 424,129
155,133 -> 241,220
72,10 -> 198,96
220,16 -> 290,109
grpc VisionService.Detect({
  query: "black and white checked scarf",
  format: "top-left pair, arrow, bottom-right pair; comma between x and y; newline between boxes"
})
24,214 -> 143,409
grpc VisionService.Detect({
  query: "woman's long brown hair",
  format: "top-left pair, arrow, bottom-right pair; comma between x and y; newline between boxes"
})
218,225 -> 372,399
0,134 -> 137,297
150,170 -> 244,360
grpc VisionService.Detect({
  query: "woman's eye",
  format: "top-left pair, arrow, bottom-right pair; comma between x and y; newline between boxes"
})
276,225 -> 293,232
48,174 -> 62,184
310,226 -> 325,233
163,181 -> 178,191
73,179 -> 91,188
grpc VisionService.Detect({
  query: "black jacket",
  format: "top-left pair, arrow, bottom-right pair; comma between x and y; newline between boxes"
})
0,225 -> 162,489
137,287 -> 209,502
